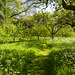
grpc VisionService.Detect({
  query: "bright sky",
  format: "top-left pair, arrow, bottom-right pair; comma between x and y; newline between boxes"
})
21,0 -> 55,16
36,5 -> 55,14
29,4 -> 55,16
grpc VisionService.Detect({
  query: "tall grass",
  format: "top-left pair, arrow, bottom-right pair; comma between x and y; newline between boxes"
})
0,49 -> 35,75
0,37 -> 75,75
42,37 -> 75,75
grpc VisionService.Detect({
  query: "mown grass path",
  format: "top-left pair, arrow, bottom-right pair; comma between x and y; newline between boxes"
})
28,50 -> 49,75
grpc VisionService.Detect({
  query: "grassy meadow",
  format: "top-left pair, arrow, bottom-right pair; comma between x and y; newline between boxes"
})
0,37 -> 75,75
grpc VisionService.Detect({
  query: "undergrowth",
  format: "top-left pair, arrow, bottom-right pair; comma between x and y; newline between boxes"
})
0,37 -> 75,75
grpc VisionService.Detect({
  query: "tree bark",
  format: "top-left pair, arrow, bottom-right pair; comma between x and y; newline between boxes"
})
38,36 -> 39,41
62,0 -> 75,11
52,28 -> 54,40
52,33 -> 54,40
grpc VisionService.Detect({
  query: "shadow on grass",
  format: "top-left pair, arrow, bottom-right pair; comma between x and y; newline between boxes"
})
0,40 -> 75,75
0,40 -> 26,44
42,43 -> 75,75
24,40 -> 48,50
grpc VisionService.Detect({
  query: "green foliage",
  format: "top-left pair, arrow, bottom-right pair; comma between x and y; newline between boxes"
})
42,38 -> 75,75
0,0 -> 75,74
0,37 -> 75,74
0,49 -> 35,75
56,26 -> 74,37
43,48 -> 75,75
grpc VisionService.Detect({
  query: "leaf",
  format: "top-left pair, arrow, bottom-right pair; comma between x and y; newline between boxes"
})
53,4 -> 55,6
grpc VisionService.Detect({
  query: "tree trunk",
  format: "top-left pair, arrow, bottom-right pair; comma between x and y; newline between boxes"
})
52,33 -> 54,40
52,28 -> 54,40
38,36 -> 39,41
13,35 -> 15,42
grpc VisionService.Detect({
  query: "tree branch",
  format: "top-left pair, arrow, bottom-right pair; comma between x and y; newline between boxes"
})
62,0 -> 75,11
10,1 -> 45,17
54,23 -> 69,34
45,24 -> 51,34
65,22 -> 71,25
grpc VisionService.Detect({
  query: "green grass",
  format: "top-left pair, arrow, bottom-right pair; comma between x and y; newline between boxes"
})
0,37 -> 75,75
42,37 -> 75,75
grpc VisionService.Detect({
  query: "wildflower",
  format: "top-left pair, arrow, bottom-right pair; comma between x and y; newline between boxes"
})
6,59 -> 11,64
